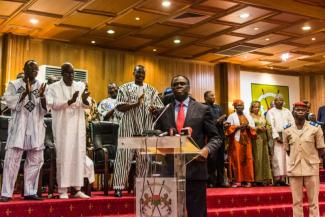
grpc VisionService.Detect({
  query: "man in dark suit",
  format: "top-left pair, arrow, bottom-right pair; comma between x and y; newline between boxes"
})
156,75 -> 222,217
204,90 -> 227,187
317,105 -> 325,124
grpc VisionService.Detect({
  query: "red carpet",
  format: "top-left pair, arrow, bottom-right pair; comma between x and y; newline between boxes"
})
1,185 -> 325,217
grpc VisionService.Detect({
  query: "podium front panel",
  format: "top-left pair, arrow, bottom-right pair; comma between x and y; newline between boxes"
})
136,177 -> 186,217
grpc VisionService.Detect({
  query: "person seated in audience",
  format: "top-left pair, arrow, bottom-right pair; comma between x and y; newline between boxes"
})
47,75 -> 60,85
0,60 -> 47,202
97,82 -> 119,122
249,101 -> 272,186
226,99 -> 255,188
46,62 -> 95,199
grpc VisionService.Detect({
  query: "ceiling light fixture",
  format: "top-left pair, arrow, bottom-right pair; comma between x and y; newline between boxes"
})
135,17 -> 140,21
239,13 -> 250,19
311,37 -> 316,41
153,48 -> 157,52
29,18 -> 39,24
281,53 -> 290,62
107,29 -> 115,34
162,0 -> 171,7
173,39 -> 181,44
254,27 -> 259,31
265,38 -> 270,41
91,40 -> 96,44
302,25 -> 311,31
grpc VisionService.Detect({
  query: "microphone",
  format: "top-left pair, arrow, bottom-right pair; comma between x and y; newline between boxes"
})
151,103 -> 171,130
158,128 -> 177,137
181,127 -> 192,136
142,103 -> 171,136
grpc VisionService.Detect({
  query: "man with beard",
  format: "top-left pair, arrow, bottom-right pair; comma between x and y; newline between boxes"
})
112,65 -> 163,197
0,60 -> 46,202
98,83 -> 119,122
155,75 -> 222,217
266,95 -> 294,186
46,62 -> 94,199
284,102 -> 325,217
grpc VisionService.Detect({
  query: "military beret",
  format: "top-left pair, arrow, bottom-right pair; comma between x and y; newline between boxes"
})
293,101 -> 307,107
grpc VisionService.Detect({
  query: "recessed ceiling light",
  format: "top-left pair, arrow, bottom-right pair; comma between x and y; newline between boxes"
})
153,48 -> 157,52
239,13 -> 250,19
302,25 -> 311,31
162,0 -> 171,7
243,55 -> 248,59
173,39 -> 181,44
311,37 -> 316,41
107,29 -> 115,34
29,18 -> 39,24
265,38 -> 270,41
135,17 -> 140,21
91,40 -> 96,44
254,27 -> 259,31
281,53 -> 290,62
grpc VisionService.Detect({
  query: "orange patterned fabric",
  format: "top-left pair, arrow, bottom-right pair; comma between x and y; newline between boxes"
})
226,114 -> 256,183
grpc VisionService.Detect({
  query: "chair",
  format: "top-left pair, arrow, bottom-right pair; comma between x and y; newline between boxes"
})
0,116 -> 10,176
38,118 -> 56,197
89,121 -> 119,195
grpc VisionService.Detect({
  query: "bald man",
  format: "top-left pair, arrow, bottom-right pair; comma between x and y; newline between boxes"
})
46,62 -> 94,199
266,95 -> 294,185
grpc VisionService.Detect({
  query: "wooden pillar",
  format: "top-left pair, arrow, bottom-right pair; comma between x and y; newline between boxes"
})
216,63 -> 240,115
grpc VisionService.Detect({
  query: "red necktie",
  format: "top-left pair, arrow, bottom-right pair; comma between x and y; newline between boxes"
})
176,102 -> 185,133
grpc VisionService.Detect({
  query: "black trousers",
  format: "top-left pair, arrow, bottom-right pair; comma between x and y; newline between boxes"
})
186,181 -> 207,217
208,143 -> 225,186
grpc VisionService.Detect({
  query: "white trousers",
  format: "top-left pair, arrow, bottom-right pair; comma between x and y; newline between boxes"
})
1,148 -> 43,197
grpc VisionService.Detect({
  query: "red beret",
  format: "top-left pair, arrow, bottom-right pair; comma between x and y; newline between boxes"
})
293,101 -> 307,107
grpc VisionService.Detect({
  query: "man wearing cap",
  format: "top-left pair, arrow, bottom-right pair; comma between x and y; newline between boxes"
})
283,102 -> 325,217
266,94 -> 295,185
112,65 -> 163,197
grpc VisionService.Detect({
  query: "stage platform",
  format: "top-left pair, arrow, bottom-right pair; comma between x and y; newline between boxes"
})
1,184 -> 325,217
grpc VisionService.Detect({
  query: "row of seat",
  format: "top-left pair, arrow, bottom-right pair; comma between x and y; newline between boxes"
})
0,115 -> 119,196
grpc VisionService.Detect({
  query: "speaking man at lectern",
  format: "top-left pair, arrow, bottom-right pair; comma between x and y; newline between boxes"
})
155,75 -> 223,217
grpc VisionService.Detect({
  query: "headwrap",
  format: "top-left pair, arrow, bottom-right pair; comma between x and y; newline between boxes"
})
232,99 -> 244,107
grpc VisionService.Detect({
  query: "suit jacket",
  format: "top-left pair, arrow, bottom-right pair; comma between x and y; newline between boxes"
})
155,99 -> 222,181
283,121 -> 325,176
317,106 -> 325,123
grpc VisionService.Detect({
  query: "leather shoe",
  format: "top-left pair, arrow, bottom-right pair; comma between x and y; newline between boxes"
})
114,189 -> 122,198
0,196 -> 11,202
24,195 -> 43,201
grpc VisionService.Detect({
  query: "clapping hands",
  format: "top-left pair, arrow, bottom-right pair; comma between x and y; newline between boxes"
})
39,83 -> 46,97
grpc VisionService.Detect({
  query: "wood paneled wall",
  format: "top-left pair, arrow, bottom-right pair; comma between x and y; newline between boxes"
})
0,34 -> 216,102
218,63 -> 241,114
300,74 -> 325,115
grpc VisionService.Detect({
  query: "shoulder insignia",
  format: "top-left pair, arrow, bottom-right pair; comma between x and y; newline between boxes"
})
309,121 -> 319,127
283,123 -> 291,129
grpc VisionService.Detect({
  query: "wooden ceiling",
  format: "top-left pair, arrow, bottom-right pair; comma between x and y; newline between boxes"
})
0,0 -> 325,73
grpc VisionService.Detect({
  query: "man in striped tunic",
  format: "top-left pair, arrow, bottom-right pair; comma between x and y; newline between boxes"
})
113,65 -> 163,197
0,60 -> 47,202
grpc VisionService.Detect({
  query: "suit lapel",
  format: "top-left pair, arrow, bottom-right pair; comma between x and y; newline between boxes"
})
184,99 -> 195,127
169,102 -> 176,128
